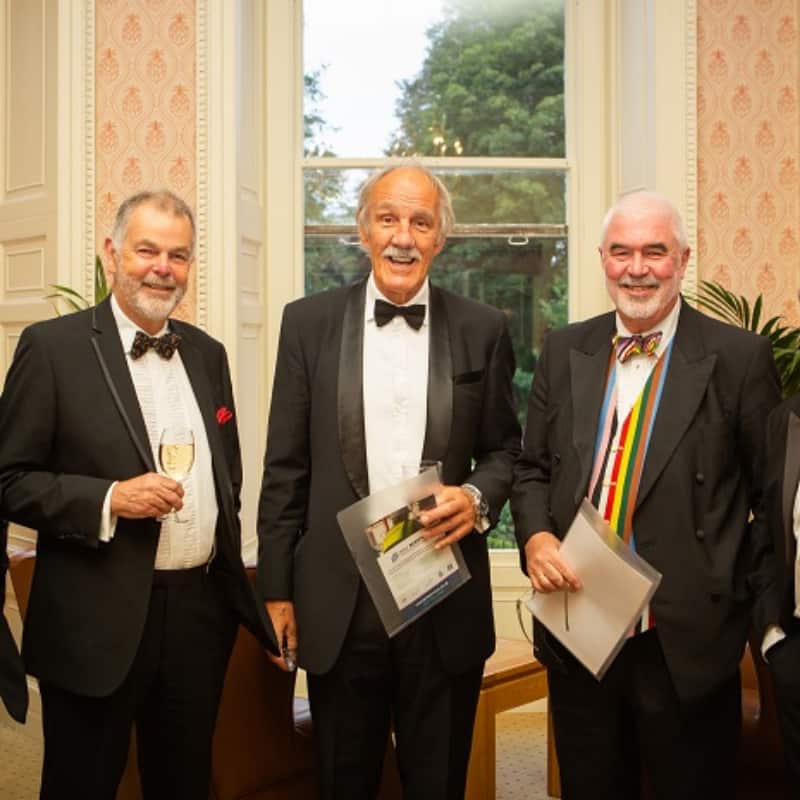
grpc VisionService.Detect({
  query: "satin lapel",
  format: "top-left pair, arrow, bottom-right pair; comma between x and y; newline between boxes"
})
90,299 -> 155,471
636,311 -> 716,508
178,335 -> 236,522
569,319 -> 614,505
422,286 -> 452,463
338,280 -> 369,498
783,412 -> 800,564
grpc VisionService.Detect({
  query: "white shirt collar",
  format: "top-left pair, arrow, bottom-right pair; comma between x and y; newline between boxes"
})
110,294 -> 170,354
365,273 -> 430,326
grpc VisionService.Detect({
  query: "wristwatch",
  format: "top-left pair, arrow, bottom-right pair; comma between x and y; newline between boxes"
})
461,483 -> 491,534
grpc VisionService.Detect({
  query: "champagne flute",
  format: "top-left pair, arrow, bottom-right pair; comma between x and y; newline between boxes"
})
158,426 -> 195,522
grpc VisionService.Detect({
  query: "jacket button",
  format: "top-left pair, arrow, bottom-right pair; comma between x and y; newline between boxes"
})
695,529 -> 705,540
710,592 -> 721,603
695,472 -> 705,485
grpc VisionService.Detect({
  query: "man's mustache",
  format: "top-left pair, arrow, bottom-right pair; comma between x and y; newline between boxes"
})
382,246 -> 422,261
142,279 -> 178,289
619,278 -> 660,289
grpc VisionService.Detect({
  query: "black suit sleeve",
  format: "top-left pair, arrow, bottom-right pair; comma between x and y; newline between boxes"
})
463,318 -> 521,523
0,326 -> 110,546
736,338 -> 782,626
511,330 -> 558,554
256,304 -> 311,600
751,402 -> 790,639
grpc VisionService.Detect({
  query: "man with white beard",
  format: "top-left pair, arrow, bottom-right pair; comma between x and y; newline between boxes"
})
512,191 -> 780,799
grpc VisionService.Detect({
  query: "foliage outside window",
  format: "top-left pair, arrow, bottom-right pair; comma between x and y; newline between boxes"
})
303,0 -> 568,547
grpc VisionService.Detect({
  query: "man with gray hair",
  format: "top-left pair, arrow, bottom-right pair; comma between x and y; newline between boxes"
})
512,191 -> 780,799
257,164 -> 520,798
0,190 -> 273,799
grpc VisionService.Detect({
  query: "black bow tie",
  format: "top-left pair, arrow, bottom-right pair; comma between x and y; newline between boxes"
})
130,330 -> 181,360
374,299 -> 426,330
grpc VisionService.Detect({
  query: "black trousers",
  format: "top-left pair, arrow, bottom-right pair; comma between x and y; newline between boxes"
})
39,567 -> 237,800
548,629 -> 741,800
307,584 -> 484,800
767,621 -> 800,787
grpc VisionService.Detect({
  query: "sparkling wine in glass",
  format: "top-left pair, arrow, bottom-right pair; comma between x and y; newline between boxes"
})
158,426 -> 195,522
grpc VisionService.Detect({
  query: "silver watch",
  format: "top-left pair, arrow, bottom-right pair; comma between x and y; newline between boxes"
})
461,483 -> 491,534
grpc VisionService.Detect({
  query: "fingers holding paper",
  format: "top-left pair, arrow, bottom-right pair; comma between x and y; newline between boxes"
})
524,531 -> 582,593
417,485 -> 476,549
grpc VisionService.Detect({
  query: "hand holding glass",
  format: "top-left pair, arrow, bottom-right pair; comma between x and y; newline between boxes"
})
158,427 -> 194,522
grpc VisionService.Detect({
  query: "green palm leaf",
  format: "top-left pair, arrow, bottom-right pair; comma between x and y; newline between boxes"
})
687,280 -> 800,398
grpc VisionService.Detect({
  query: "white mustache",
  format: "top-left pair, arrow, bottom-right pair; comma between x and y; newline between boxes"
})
382,246 -> 422,261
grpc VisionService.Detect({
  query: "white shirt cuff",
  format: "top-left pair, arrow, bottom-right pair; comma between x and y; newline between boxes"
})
99,482 -> 119,543
761,624 -> 786,661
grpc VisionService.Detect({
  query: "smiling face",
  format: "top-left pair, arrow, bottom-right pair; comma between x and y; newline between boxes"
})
358,167 -> 445,305
104,202 -> 192,334
599,198 -> 690,333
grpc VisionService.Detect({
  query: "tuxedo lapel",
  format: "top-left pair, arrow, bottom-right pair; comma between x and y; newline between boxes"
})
569,316 -> 614,505
90,299 -> 155,471
782,412 -> 800,564
636,306 -> 716,508
338,279 -> 369,498
422,286 -> 452,463
178,335 -> 237,523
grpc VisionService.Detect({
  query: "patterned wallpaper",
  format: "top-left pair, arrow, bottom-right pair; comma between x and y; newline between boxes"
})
697,0 -> 800,325
95,0 -> 197,322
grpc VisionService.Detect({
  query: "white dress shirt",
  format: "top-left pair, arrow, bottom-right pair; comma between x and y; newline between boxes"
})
363,275 -> 430,493
99,296 -> 218,569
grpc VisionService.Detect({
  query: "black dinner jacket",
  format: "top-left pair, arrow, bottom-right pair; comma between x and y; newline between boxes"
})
0,521 -> 27,722
752,394 -> 800,637
0,297 -> 274,698
512,301 -> 781,702
257,277 -> 521,676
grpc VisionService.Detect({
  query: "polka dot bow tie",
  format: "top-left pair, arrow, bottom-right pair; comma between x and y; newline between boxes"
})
130,330 -> 182,360
615,331 -> 662,363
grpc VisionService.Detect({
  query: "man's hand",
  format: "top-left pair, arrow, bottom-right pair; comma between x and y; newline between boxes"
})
266,600 -> 298,672
418,485 -> 477,549
525,531 -> 581,593
110,473 -> 184,519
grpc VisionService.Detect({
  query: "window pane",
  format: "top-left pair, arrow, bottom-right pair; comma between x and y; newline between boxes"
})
304,0 -> 565,159
304,168 -> 567,226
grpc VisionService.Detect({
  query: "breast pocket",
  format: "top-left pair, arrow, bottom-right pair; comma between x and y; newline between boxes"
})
453,368 -> 485,386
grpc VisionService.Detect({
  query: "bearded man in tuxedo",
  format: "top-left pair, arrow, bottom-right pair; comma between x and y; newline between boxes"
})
513,191 -> 780,799
0,190 -> 273,799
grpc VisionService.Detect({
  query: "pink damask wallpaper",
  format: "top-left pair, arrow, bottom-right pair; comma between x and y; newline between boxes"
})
95,0 -> 197,322
697,0 -> 800,325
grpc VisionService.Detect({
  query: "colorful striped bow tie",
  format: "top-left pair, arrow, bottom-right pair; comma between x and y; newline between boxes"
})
131,330 -> 181,360
615,331 -> 662,363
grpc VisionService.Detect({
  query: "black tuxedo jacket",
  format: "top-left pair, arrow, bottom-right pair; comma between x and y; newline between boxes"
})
512,301 -> 781,702
257,277 -> 521,676
752,394 -> 800,636
0,521 -> 27,722
0,298 -> 273,697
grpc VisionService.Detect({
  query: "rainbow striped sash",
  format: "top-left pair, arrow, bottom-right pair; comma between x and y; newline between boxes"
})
589,341 -> 674,544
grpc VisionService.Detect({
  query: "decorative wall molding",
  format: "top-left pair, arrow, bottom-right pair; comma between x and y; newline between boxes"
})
196,0 -> 209,330
84,0 -> 95,300
684,0 -> 698,296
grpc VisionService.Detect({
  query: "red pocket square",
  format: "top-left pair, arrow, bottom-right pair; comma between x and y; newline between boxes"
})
216,406 -> 233,425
